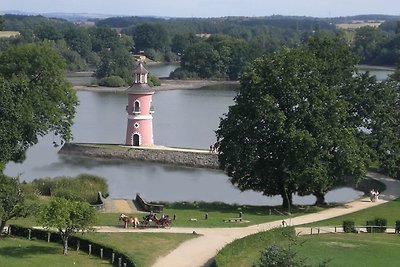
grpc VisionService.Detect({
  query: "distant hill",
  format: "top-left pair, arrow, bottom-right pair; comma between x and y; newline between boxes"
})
1,11 -> 400,24
328,14 -> 400,23
0,10 -> 114,22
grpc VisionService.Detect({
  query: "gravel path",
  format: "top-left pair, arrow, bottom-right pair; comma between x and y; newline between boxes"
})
95,172 -> 400,267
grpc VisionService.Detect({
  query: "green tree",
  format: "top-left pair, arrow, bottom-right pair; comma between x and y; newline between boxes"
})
39,198 -> 96,255
129,23 -> 170,52
217,44 -> 367,207
0,43 -> 78,169
63,27 -> 92,58
181,42 -> 221,78
364,77 -> 400,179
0,16 -> 4,31
353,26 -> 387,64
88,26 -> 121,53
95,46 -> 133,84
0,174 -> 26,235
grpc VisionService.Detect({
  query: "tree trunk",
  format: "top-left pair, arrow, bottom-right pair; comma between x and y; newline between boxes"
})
62,236 -> 69,255
0,220 -> 6,235
281,192 -> 293,211
314,192 -> 326,206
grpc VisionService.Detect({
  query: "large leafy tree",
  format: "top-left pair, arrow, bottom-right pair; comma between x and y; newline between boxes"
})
0,174 -> 26,235
217,37 -> 373,207
0,16 -> 4,31
39,198 -> 96,255
129,23 -> 170,52
0,43 -> 78,170
365,77 -> 400,179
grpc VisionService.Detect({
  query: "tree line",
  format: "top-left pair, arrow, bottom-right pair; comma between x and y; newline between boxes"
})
3,14 -> 400,81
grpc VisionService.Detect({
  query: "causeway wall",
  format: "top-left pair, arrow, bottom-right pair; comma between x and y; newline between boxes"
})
59,143 -> 220,169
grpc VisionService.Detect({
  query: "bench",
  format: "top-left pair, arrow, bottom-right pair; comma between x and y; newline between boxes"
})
223,218 -> 242,223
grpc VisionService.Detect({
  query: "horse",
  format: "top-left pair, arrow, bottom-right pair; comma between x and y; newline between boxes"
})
119,214 -> 140,228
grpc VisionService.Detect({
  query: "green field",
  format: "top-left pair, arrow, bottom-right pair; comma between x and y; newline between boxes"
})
297,233 -> 400,267
0,236 -> 111,267
214,229 -> 400,267
94,202 -> 322,228
305,198 -> 400,227
213,227 -> 293,267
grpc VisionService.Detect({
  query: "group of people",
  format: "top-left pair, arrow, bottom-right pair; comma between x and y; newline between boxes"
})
370,189 -> 380,202
209,143 -> 219,153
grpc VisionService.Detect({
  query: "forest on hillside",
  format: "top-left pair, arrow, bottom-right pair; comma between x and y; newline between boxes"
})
1,14 -> 400,81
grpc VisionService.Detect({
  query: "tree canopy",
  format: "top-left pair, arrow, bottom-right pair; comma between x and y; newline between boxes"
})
39,197 -> 96,254
0,43 -> 78,170
216,36 -> 396,207
0,174 -> 26,235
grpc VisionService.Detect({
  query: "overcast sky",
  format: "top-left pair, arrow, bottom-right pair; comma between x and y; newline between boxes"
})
2,0 -> 400,18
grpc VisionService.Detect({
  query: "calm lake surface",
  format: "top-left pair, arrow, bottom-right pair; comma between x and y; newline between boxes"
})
5,65 -> 391,205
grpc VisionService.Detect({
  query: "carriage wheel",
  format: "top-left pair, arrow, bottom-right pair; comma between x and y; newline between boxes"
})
163,221 -> 171,228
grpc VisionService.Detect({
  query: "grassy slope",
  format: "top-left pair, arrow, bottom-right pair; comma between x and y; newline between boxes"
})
213,228 -> 292,267
0,236 -> 111,267
304,198 -> 400,227
297,233 -> 400,267
83,232 -> 197,267
214,230 -> 400,267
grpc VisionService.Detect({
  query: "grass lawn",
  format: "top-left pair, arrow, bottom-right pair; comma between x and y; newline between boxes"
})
83,232 -> 197,267
213,227 -> 292,267
0,236 -> 111,267
214,229 -> 400,267
95,202 -> 322,228
297,233 -> 400,267
304,198 -> 400,227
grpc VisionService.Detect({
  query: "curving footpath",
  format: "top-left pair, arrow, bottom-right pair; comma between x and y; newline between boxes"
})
95,172 -> 400,267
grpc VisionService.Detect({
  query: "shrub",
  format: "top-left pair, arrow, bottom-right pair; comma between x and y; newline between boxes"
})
31,174 -> 109,204
148,74 -> 161,87
396,220 -> 400,233
342,220 -> 355,233
98,76 -> 126,87
32,178 -> 53,196
144,48 -> 164,62
169,67 -> 199,79
374,217 -> 387,233
366,218 -> 387,233
366,220 -> 375,233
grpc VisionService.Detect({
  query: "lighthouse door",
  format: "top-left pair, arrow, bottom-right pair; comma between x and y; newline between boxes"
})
132,134 -> 140,146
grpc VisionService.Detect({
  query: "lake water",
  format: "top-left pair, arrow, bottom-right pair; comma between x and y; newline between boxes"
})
5,65 -> 391,206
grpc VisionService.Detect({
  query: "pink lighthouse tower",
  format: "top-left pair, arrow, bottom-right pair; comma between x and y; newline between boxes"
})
125,62 -> 155,146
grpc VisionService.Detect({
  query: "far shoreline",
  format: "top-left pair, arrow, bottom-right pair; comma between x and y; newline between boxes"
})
73,79 -> 239,93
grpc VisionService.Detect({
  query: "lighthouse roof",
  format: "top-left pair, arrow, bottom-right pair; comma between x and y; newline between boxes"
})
134,62 -> 149,74
126,61 -> 154,94
126,83 -> 154,94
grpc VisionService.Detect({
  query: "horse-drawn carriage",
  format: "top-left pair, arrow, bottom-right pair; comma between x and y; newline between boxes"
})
141,213 -> 172,228
119,213 -> 171,228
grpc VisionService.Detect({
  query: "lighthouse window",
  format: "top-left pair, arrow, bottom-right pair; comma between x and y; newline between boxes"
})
134,123 -> 140,128
134,101 -> 140,113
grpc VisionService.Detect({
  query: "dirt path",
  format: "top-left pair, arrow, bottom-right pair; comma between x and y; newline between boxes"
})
96,172 -> 400,267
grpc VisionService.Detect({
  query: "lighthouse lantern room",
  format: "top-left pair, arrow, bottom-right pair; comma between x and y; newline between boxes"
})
125,62 -> 155,146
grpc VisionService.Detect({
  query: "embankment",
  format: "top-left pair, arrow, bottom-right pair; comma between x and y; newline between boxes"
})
59,143 -> 220,169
